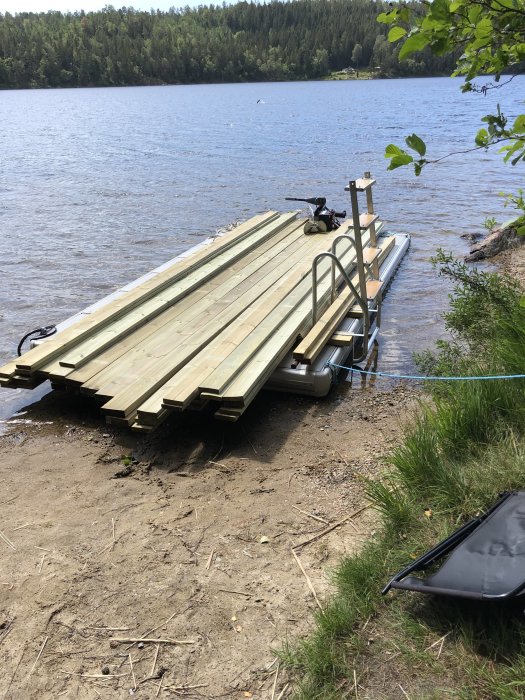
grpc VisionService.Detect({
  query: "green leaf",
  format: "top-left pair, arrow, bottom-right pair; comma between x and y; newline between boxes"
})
387,154 -> 414,170
385,144 -> 414,169
433,37 -> 452,55
398,7 -> 411,22
385,144 -> 406,157
405,133 -> 427,156
399,33 -> 430,60
475,128 -> 489,147
513,115 -> 525,134
430,0 -> 450,22
501,140 -> 523,161
474,18 -> 493,39
516,43 -> 525,61
468,5 -> 482,23
377,11 -> 397,24
388,26 -> 407,42
517,225 -> 525,236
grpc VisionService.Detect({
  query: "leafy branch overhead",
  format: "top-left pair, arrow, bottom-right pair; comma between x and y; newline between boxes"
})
378,0 -> 525,181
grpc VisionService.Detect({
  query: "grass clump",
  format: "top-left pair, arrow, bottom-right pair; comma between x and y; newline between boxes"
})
282,257 -> 525,698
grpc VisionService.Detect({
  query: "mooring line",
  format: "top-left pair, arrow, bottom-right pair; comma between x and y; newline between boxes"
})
327,362 -> 525,382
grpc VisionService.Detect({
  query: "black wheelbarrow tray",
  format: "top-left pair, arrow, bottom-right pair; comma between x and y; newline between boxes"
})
383,491 -> 525,601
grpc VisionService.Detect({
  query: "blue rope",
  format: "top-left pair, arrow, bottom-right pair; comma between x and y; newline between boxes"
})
328,362 -> 525,382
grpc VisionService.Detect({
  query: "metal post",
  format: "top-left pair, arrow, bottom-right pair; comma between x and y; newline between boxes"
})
364,171 -> 379,280
348,180 -> 368,308
364,170 -> 376,246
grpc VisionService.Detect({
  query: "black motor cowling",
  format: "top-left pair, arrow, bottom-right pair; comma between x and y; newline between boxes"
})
285,196 -> 346,232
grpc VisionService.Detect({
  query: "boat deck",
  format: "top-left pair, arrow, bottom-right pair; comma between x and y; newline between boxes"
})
0,209 -> 409,432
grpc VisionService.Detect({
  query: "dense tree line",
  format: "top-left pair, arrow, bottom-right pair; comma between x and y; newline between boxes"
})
0,1 -> 456,89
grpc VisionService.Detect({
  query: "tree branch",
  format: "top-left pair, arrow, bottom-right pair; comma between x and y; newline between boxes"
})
426,137 -> 516,165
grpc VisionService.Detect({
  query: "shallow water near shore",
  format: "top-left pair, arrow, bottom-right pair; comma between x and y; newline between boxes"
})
1,76 -> 522,420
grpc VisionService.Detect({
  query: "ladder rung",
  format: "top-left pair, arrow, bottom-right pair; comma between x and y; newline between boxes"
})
366,279 -> 383,300
359,213 -> 379,230
345,178 -> 376,192
346,280 -> 384,317
329,332 -> 355,346
362,247 -> 381,265
347,307 -> 375,318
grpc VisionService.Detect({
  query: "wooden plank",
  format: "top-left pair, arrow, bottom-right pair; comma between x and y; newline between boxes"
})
81,220 -> 317,401
0,362 -> 18,380
292,238 -> 394,364
328,332 -> 355,346
98,225 -> 347,419
12,211 -> 280,374
102,226 -> 348,422
216,236 -> 395,406
55,212 -> 298,370
46,217 -> 305,385
201,250 -> 369,405
346,278 -> 386,317
244,252 -> 391,402
359,213 -> 378,230
345,178 -> 375,191
366,279 -> 383,299
197,235 -> 366,398
0,374 -> 45,389
362,247 -> 381,265
214,409 -> 243,422
133,227 -> 351,424
130,421 -> 156,432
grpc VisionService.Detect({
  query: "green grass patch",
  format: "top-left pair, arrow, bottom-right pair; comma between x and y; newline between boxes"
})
281,259 -> 525,698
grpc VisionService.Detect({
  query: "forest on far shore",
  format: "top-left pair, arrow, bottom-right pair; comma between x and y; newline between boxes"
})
0,0 -> 457,89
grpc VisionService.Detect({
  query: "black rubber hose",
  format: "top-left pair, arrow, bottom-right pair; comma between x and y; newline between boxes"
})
17,325 -> 57,356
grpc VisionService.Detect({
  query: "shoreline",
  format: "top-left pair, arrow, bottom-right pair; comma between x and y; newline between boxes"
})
1,242 -> 522,698
0,364 -> 416,698
0,72 -> 457,91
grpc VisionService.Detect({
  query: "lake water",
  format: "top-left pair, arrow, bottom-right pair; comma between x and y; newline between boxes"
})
1,77 -> 523,418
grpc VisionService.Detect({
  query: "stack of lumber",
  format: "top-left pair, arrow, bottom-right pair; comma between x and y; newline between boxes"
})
0,211 -> 391,431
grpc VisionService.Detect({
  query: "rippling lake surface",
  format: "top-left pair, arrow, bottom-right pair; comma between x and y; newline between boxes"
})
1,77 -> 523,416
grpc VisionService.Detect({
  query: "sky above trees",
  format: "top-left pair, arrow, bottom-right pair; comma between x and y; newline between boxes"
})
0,0 -> 204,13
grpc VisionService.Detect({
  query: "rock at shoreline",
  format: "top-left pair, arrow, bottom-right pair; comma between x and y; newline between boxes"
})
465,224 -> 523,262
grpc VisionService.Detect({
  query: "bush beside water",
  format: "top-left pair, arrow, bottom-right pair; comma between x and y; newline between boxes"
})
283,255 -> 525,699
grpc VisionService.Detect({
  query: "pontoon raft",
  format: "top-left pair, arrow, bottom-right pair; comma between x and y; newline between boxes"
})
0,176 -> 409,432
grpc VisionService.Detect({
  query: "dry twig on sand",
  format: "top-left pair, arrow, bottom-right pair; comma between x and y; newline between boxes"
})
28,636 -> 48,677
292,505 -> 369,550
276,683 -> 289,699
150,644 -> 160,678
217,588 -> 252,598
129,653 -> 137,691
0,530 -> 16,550
162,682 -> 208,694
291,549 -> 323,611
59,670 -> 129,679
112,637 -> 196,645
291,505 -> 329,524
5,642 -> 26,698
271,662 -> 280,700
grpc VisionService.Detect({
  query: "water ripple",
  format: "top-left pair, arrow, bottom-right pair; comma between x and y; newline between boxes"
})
0,77 -> 522,411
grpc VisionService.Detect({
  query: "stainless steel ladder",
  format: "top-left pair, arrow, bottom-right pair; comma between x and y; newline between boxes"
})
310,173 -> 383,363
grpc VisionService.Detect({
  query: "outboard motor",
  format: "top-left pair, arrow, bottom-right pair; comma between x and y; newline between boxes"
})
285,196 -> 346,234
